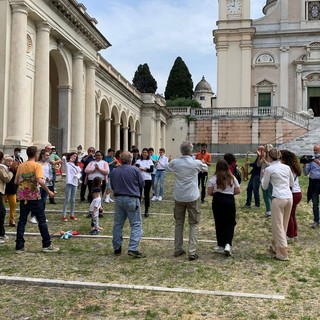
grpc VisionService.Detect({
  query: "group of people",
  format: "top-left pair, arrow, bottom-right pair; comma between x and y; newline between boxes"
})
0,141 -> 319,262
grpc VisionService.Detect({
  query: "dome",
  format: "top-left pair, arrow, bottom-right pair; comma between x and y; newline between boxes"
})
263,0 -> 277,15
194,76 -> 213,93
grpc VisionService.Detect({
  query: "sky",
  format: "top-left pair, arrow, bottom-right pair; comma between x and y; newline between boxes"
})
81,0 -> 267,96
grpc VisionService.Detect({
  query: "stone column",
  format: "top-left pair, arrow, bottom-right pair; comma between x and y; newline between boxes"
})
33,21 -> 51,147
6,4 -> 29,145
161,123 -> 166,149
122,127 -> 129,151
95,110 -> 100,149
137,133 -> 142,150
280,46 -> 289,109
156,119 -> 161,151
105,117 -> 111,151
295,65 -> 303,112
216,44 -> 228,107
70,51 -> 84,150
130,130 -> 136,147
58,85 -> 72,152
85,62 -> 97,149
241,41 -> 252,108
115,123 -> 120,151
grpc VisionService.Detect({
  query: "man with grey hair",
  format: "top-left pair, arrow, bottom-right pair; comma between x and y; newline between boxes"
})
111,151 -> 145,258
165,141 -> 208,260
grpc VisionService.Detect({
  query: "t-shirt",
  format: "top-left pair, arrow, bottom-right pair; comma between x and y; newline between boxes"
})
89,196 -> 102,215
135,159 -> 153,180
16,161 -> 43,200
207,175 -> 240,195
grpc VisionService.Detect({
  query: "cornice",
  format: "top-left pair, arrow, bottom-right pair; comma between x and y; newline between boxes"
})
49,0 -> 111,51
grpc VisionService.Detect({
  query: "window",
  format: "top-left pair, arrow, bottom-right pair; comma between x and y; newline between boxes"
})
200,96 -> 205,100
307,1 -> 320,20
258,93 -> 271,107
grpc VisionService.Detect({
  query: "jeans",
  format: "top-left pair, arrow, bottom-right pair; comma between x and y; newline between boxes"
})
16,200 -> 51,250
245,175 -> 261,207
198,172 -> 208,202
112,196 -> 142,251
174,200 -> 200,255
39,188 -> 48,216
154,170 -> 165,197
0,194 -> 6,237
49,170 -> 56,203
62,184 -> 78,216
311,181 -> 320,223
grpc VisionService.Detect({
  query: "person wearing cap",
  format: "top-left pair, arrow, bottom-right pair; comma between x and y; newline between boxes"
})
80,147 -> 95,203
89,187 -> 102,235
45,145 -> 62,204
0,153 -> 14,243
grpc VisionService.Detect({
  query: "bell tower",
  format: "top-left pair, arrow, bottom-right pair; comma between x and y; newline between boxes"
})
214,0 -> 255,107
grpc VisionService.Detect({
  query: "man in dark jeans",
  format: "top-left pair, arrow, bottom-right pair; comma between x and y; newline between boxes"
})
244,146 -> 264,208
15,146 -> 59,253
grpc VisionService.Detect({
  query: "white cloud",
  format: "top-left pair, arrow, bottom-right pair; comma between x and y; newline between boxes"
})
83,0 -> 266,95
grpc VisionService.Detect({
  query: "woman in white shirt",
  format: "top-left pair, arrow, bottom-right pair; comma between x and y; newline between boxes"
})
207,159 -> 240,256
62,152 -> 82,222
261,148 -> 294,261
85,150 -> 109,203
135,148 -> 154,217
280,150 -> 302,243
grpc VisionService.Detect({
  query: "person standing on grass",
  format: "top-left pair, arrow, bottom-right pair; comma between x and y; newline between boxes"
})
111,151 -> 144,258
195,143 -> 211,203
261,148 -> 293,261
15,146 -> 59,253
135,148 -> 154,218
89,187 -> 102,235
152,148 -> 169,201
165,141 -> 208,261
207,159 -> 240,257
303,144 -> 320,228
61,152 -> 82,222
280,150 -> 302,243
148,147 -> 158,196
104,148 -> 119,203
0,153 -> 13,244
244,145 -> 264,209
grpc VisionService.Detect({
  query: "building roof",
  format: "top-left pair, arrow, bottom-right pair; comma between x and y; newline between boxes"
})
194,76 -> 213,93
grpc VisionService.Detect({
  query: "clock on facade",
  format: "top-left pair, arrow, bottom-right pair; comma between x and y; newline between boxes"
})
308,1 -> 320,20
227,0 -> 242,14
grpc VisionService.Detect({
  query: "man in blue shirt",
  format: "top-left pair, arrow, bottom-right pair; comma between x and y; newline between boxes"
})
111,151 -> 144,258
303,144 -> 320,228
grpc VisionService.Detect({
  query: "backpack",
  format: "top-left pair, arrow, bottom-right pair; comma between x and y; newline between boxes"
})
233,165 -> 242,184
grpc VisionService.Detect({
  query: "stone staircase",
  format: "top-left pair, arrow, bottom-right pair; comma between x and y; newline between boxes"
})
278,117 -> 320,155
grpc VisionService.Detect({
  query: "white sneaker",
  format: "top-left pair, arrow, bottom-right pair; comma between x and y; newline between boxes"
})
29,216 -> 37,224
265,211 -> 271,217
104,198 -> 110,203
224,244 -> 232,256
158,196 -> 162,201
0,239 -> 5,244
151,196 -> 158,201
214,246 -> 224,253
109,198 -> 114,203
287,237 -> 294,244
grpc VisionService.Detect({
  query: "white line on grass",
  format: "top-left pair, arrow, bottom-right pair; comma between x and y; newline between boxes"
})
5,232 -> 216,243
0,276 -> 285,300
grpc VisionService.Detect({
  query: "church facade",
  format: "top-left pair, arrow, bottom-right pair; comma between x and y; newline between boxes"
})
187,0 -> 319,153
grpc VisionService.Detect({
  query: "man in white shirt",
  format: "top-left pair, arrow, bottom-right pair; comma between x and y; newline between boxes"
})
165,141 -> 208,260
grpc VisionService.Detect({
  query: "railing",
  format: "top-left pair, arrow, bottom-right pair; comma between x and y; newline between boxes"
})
166,106 -> 191,115
187,106 -> 310,128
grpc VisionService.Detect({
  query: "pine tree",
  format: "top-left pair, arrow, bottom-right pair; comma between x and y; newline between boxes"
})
164,57 -> 193,100
132,63 -> 157,93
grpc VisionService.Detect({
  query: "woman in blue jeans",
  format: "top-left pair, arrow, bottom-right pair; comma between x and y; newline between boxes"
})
61,152 -> 81,222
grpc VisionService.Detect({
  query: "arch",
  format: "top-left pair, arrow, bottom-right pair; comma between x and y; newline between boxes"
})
49,48 -> 71,153
99,98 -> 109,152
252,51 -> 278,68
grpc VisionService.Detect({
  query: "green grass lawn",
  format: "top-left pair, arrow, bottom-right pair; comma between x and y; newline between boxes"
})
1,157 -> 320,319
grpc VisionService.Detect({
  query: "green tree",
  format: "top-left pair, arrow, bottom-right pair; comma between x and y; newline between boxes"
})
132,63 -> 157,93
164,57 -> 193,100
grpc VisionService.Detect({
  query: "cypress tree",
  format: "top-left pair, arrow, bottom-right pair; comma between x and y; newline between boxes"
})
132,63 -> 157,93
